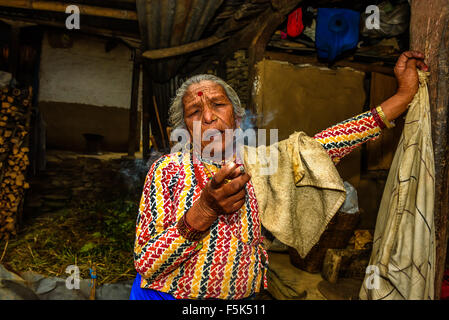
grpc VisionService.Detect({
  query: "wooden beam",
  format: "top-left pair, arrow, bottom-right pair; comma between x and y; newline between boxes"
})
0,15 -> 140,43
264,51 -> 395,76
142,36 -> 228,60
0,0 -> 137,20
0,15 -> 140,42
410,0 -> 449,300
128,50 -> 141,157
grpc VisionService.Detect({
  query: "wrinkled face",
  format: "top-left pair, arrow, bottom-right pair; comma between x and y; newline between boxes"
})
183,80 -> 238,158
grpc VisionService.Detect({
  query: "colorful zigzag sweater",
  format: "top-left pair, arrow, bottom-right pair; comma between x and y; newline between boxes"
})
134,110 -> 382,299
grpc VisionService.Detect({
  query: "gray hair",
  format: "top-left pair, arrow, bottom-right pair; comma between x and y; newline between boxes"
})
168,74 -> 246,130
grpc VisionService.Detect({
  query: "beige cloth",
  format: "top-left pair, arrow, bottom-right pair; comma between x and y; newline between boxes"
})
241,131 -> 346,258
359,71 -> 435,300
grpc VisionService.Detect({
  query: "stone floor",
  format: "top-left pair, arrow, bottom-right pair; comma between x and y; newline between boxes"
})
266,252 -> 326,300
1,252 -> 359,300
0,264 -> 133,300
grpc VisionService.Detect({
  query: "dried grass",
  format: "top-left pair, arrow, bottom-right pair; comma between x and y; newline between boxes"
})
0,199 -> 138,285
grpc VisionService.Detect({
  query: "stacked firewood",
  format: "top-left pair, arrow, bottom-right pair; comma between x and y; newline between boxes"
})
0,86 -> 32,240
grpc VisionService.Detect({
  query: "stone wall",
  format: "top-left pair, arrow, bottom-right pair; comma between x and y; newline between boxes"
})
24,151 -> 154,216
225,50 -> 249,109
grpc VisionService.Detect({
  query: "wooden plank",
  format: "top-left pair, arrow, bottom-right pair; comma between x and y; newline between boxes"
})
0,15 -> 141,41
142,36 -> 228,60
410,0 -> 449,299
264,51 -> 395,76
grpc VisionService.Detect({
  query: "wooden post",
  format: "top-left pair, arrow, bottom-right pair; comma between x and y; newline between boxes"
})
246,1 -> 302,119
9,26 -> 20,79
410,0 -> 449,299
142,61 -> 152,160
127,49 -> 141,157
152,95 -> 167,150
247,11 -> 285,118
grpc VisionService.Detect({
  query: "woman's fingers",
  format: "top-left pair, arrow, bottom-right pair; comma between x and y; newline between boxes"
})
396,51 -> 413,70
396,50 -> 426,71
415,60 -> 429,71
220,190 -> 246,213
226,189 -> 246,204
228,199 -> 246,214
227,165 -> 245,180
222,172 -> 251,195
210,162 -> 236,189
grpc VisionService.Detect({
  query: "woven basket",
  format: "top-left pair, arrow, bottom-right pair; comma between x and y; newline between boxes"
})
288,211 -> 360,273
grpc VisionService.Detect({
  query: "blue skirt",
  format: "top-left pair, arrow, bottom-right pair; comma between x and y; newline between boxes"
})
129,273 -> 176,300
129,273 -> 256,300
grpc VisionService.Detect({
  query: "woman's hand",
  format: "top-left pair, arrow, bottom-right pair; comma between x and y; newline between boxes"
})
186,162 -> 250,231
394,51 -> 428,102
381,51 -> 428,122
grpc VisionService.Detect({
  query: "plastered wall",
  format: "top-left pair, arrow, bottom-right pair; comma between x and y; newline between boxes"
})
38,32 -> 141,152
253,59 -> 367,187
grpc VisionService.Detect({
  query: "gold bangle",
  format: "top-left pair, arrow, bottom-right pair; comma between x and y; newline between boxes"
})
376,106 -> 395,129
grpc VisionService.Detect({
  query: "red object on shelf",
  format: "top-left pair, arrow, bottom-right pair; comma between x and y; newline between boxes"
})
287,7 -> 304,38
442,269 -> 449,300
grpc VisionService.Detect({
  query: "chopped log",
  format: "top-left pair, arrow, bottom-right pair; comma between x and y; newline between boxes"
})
322,248 -> 371,284
322,249 -> 343,284
0,86 -> 32,239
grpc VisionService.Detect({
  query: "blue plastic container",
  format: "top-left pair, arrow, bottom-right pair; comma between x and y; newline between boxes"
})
316,8 -> 360,61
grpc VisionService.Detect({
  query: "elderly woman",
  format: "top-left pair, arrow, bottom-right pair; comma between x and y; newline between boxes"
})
130,51 -> 428,300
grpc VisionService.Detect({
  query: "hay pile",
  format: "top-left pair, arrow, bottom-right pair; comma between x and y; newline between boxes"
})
0,199 -> 138,285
